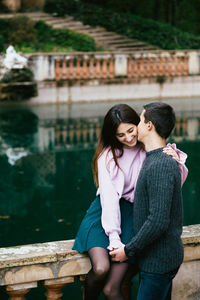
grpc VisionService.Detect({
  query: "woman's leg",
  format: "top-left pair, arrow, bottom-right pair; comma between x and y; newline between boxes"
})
103,262 -> 129,300
121,263 -> 139,300
84,247 -> 110,300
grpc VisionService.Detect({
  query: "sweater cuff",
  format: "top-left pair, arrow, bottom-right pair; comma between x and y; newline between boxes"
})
124,242 -> 138,257
107,232 -> 123,250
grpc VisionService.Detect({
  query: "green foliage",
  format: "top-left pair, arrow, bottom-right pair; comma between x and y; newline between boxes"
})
0,83 -> 38,102
44,0 -> 79,15
1,68 -> 34,83
34,20 -> 96,51
0,1 -> 11,12
43,0 -> 200,49
0,16 -> 96,53
80,0 -> 200,36
7,16 -> 37,46
0,34 -> 4,52
0,68 -> 37,102
0,19 -> 9,45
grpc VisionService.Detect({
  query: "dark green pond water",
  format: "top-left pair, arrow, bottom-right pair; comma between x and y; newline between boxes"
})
0,100 -> 199,299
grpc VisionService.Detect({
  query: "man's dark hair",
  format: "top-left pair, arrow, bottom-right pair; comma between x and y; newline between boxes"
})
143,102 -> 176,139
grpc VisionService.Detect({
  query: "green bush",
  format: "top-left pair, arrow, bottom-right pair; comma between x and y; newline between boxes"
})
0,16 -> 96,52
7,16 -> 37,46
43,0 -> 200,50
0,68 -> 37,102
0,83 -> 38,102
1,68 -> 34,83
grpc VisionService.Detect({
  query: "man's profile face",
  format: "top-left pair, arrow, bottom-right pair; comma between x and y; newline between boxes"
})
137,109 -> 148,142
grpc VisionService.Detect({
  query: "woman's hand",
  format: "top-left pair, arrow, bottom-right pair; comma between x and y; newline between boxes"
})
109,246 -> 128,262
163,145 -> 179,161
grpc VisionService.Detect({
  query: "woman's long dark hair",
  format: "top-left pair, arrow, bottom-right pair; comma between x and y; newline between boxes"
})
92,104 -> 140,186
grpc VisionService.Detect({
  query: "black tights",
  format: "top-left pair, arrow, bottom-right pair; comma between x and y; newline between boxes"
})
84,247 -> 129,300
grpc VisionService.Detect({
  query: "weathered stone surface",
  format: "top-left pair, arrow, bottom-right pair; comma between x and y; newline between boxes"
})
0,240 -> 76,269
58,257 -> 91,277
6,281 -> 37,291
182,224 -> 200,245
184,245 -> 200,262
4,265 -> 54,285
172,260 -> 200,300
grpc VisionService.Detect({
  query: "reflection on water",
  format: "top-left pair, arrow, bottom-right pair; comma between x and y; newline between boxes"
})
0,100 -> 200,299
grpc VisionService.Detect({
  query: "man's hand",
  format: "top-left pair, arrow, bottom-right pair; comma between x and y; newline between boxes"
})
109,246 -> 128,262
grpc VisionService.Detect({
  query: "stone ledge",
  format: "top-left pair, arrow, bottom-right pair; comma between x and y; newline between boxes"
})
0,240 -> 80,269
0,225 -> 199,270
182,224 -> 200,244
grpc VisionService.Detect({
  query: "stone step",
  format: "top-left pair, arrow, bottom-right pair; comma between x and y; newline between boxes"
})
51,24 -> 92,30
115,45 -> 158,51
73,27 -> 107,33
107,41 -> 149,46
50,20 -> 84,26
94,37 -> 140,43
0,12 -> 158,51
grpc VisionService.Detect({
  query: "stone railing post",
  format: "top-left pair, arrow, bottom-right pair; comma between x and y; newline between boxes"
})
5,282 -> 37,300
114,54 -> 127,76
188,51 -> 200,75
30,55 -> 55,81
43,276 -> 74,300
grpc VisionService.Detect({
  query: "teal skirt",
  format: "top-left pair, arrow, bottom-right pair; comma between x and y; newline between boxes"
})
73,196 -> 134,254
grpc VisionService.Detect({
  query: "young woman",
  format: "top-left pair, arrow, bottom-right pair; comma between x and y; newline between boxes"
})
72,104 -> 188,300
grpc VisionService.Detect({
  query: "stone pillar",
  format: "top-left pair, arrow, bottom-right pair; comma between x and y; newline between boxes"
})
188,51 -> 200,75
31,55 -> 55,81
3,0 -> 21,12
43,276 -> 74,300
5,282 -> 37,300
187,117 -> 199,140
114,54 -> 127,76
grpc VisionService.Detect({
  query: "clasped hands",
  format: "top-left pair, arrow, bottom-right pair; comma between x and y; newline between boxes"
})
109,246 -> 128,262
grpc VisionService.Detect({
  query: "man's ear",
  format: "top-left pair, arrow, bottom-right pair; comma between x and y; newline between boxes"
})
147,121 -> 153,130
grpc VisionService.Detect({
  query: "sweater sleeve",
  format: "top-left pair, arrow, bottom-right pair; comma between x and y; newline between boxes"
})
167,143 -> 188,186
97,150 -> 124,250
125,160 -> 176,257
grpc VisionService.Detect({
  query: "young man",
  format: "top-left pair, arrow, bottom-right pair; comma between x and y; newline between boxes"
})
110,102 -> 186,300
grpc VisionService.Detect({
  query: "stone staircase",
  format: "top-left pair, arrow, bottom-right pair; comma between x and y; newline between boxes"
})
0,12 -> 158,51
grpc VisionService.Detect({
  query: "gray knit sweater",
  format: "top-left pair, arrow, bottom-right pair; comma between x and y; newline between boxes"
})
124,147 -> 184,274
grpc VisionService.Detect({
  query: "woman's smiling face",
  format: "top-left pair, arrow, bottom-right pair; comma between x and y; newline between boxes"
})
116,123 -> 138,148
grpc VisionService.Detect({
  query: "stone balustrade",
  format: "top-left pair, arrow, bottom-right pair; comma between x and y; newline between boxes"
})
26,50 -> 200,82
0,224 -> 199,299
1,50 -> 200,103
55,55 -> 115,81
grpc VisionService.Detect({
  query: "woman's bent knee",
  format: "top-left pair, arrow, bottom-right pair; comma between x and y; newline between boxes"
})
93,263 -> 110,278
103,284 -> 119,298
